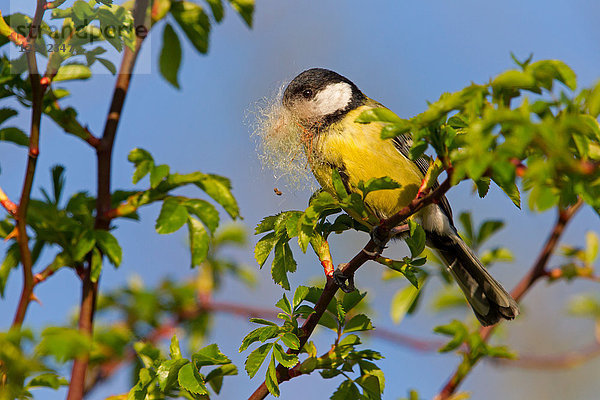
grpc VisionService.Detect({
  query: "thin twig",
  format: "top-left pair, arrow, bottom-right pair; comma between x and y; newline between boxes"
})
66,1 -> 149,399
436,198 -> 583,400
248,174 -> 453,400
12,0 -> 48,328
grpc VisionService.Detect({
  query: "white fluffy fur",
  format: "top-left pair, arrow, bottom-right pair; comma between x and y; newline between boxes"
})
419,204 -> 453,235
312,82 -> 352,117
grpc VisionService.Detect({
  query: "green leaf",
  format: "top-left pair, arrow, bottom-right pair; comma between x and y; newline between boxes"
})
528,59 -> 577,90
245,342 -> 272,378
355,107 -> 402,124
72,230 -> 96,261
343,314 -> 373,333
358,176 -> 401,199
184,199 -> 219,233
567,294 -> 600,318
0,127 -> 28,146
239,326 -> 279,352
356,374 -> 382,400
205,364 -> 237,394
156,198 -> 189,234
406,220 -> 426,258
276,293 -> 292,314
193,343 -> 231,367
256,215 -> 278,234
195,174 -> 239,218
188,216 -> 210,266
170,335 -> 183,359
150,164 -> 170,188
586,232 -> 599,263
94,230 -> 122,266
331,379 -> 360,400
96,57 -> 117,74
171,1 -> 211,53
132,159 -> 153,184
53,64 -> 92,82
341,290 -> 367,313
292,285 -> 309,309
254,232 -> 278,267
280,332 -> 300,350
331,169 -> 348,200
458,212 -> 474,244
477,220 -> 504,244
486,344 -> 517,359
271,240 -> 296,290
159,23 -> 182,89
492,177 -> 521,208
229,0 -> 254,27
178,362 -> 208,395
90,248 -> 102,282
38,327 -> 92,362
433,320 -> 468,352
0,108 -> 18,125
475,177 -> 491,198
72,0 -> 96,20
390,283 -> 421,324
26,373 -> 68,389
589,81 -> 600,117
157,359 -> 188,391
206,0 -> 224,22
272,343 -> 298,368
249,318 -> 277,326
128,148 -> 154,164
134,342 -> 161,369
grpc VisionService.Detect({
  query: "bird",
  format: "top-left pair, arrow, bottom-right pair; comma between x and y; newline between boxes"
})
279,68 -> 519,326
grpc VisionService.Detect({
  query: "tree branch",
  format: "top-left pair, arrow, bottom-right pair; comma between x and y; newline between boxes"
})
12,0 -> 48,328
436,198 -> 583,400
66,1 -> 149,399
248,174 -> 453,400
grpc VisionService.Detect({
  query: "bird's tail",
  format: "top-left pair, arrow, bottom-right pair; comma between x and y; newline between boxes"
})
429,231 -> 519,326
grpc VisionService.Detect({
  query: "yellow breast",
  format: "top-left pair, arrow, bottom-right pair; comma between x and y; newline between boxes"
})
309,105 -> 424,220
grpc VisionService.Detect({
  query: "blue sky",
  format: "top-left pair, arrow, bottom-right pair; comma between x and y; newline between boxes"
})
1,0 -> 600,399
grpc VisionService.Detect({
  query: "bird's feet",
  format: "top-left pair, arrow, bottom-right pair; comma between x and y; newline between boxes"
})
333,264 -> 355,293
370,225 -> 388,254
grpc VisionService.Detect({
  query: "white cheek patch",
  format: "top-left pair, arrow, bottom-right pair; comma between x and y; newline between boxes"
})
312,82 -> 352,117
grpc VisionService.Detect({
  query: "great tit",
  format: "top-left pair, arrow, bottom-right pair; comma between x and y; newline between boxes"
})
280,68 -> 519,326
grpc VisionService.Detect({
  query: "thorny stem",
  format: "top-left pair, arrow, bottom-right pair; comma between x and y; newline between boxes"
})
436,198 -> 583,400
66,1 -> 149,399
12,0 -> 48,328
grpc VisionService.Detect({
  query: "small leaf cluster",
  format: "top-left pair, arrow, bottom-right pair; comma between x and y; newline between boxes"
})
0,328 -> 90,399
124,148 -> 239,267
240,286 -> 384,398
157,0 -> 255,88
0,165 -> 125,293
302,289 -> 384,400
240,288 -> 306,397
434,320 -> 516,380
129,335 -> 236,399
255,170 -> 406,290
550,231 -> 598,282
357,57 -> 600,214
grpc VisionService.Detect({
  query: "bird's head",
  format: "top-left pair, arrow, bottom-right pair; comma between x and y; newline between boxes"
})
282,68 -> 365,126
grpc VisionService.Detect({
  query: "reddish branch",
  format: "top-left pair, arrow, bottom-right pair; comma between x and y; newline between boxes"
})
436,198 -> 584,400
248,175 -> 453,400
66,1 -> 150,399
11,0 -> 48,328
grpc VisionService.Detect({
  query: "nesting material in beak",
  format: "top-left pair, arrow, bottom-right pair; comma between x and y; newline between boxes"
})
252,85 -> 320,190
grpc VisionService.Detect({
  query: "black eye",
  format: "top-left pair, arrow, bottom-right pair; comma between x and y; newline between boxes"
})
302,89 -> 313,99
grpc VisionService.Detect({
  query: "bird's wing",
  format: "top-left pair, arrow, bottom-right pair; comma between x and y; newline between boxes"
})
391,135 -> 454,225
